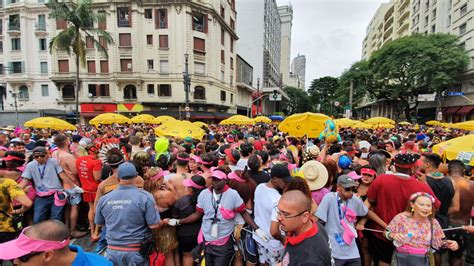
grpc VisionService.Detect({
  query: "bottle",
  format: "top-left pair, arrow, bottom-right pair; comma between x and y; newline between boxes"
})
393,232 -> 413,247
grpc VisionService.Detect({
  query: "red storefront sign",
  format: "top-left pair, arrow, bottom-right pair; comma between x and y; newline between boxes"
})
80,104 -> 117,116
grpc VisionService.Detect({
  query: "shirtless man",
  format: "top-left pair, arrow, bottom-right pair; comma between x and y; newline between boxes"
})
166,152 -> 192,198
52,135 -> 84,238
446,160 -> 474,266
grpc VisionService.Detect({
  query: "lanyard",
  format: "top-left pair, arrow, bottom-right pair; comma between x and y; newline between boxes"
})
37,163 -> 47,180
336,194 -> 347,221
211,190 -> 223,223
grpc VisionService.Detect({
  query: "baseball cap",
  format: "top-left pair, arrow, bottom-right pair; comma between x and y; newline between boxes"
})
358,141 -> 371,151
224,149 -> 240,164
337,175 -> 358,188
338,155 -> 352,169
270,164 -> 293,183
32,146 -> 47,154
118,162 -> 138,179
226,135 -> 235,143
0,226 -> 69,260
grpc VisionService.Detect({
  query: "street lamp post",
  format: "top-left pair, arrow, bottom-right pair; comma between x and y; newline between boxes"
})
183,53 -> 191,120
9,91 -> 19,127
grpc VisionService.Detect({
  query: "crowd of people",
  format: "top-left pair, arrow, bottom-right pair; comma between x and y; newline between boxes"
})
0,122 -> 473,266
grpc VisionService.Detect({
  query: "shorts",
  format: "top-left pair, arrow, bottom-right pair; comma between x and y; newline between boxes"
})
256,241 -> 284,265
67,192 -> 82,206
177,235 -> 198,253
368,233 -> 394,264
82,192 -> 96,203
446,223 -> 470,258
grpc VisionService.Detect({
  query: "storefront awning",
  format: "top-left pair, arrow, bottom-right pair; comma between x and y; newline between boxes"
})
456,105 -> 474,115
443,106 -> 461,115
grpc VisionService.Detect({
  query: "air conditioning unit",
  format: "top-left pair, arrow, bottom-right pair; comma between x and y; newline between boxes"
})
127,63 -> 132,69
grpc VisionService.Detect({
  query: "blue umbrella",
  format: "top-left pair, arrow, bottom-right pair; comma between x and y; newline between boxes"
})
269,115 -> 284,121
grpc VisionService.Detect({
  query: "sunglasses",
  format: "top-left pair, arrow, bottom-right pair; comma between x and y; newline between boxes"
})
34,154 -> 46,159
18,251 -> 43,262
344,187 -> 358,193
275,206 -> 309,219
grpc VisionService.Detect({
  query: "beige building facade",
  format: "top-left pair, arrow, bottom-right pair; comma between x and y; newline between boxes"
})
278,5 -> 292,87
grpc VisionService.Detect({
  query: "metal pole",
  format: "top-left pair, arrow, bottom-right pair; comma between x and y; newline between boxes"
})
184,53 -> 190,120
255,78 -> 260,117
349,81 -> 353,119
12,92 -> 19,127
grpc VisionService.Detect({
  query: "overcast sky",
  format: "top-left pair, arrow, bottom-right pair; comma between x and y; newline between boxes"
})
275,0 -> 386,89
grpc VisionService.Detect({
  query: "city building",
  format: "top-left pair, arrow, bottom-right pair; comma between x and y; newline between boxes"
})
359,0 -> 474,122
236,54 -> 254,116
290,54 -> 306,89
278,5 -> 293,86
236,0 -> 282,88
0,0 -> 66,125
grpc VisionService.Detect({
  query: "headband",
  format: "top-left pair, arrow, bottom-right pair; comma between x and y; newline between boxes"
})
360,168 -> 377,176
2,155 -> 24,161
183,178 -> 205,189
177,155 -> 190,161
210,168 -> 227,180
150,169 -> 169,181
410,192 -> 435,203
228,172 -> 246,183
200,158 -> 213,165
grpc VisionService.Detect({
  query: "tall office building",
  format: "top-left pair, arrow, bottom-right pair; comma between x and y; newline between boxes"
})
236,0 -> 282,88
278,5 -> 293,86
291,54 -> 306,89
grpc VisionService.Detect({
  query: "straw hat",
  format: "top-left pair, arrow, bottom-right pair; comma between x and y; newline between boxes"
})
301,160 -> 329,191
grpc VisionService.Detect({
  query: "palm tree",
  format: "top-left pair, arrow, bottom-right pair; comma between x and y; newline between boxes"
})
48,0 -> 113,124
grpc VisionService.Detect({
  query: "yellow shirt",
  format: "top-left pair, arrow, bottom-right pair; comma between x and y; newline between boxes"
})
0,178 -> 26,232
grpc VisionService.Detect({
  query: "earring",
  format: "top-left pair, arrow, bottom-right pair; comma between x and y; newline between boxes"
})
411,207 -> 414,213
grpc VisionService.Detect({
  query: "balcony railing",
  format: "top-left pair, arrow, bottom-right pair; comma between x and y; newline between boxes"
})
8,23 -> 20,31
36,22 -> 46,31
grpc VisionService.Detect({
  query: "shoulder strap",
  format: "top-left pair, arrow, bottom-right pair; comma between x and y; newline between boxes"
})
429,218 -> 434,249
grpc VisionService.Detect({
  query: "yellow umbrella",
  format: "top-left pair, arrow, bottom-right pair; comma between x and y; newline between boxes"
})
398,121 -> 411,126
432,135 -> 474,166
131,114 -> 155,124
153,115 -> 176,124
155,120 -> 205,140
24,117 -> 76,130
220,115 -> 255,125
278,112 -> 330,138
450,121 -> 474,131
254,116 -> 272,124
365,117 -> 395,125
193,121 -> 208,128
426,120 -> 442,126
89,113 -> 131,126
351,121 -> 373,129
374,123 -> 395,129
335,118 -> 357,128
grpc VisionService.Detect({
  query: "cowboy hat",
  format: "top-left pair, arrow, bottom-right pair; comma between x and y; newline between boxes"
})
301,160 -> 329,191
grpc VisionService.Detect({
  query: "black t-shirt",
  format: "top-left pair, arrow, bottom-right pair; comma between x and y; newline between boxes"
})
281,222 -> 332,266
248,170 -> 270,185
171,195 -> 202,237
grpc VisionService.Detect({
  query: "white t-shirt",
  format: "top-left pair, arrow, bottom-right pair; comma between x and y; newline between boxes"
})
253,183 -> 284,250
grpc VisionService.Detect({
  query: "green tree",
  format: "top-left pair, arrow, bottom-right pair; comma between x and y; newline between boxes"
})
369,33 -> 469,120
308,76 -> 339,116
283,86 -> 312,115
48,0 -> 113,123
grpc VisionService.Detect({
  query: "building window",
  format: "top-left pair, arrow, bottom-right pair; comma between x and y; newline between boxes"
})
158,84 -> 171,97
193,37 -> 205,54
160,60 -> 169,73
0,64 -> 4,75
230,18 -> 235,30
221,50 -> 225,64
194,62 -> 205,75
41,85 -> 49,97
460,23 -> 467,35
220,90 -> 226,101
0,19 -> 2,35
121,59 -> 133,72
159,35 -> 168,48
192,12 -> 207,33
230,57 -> 233,69
432,8 -> 436,20
117,7 -> 131,27
431,25 -> 436,32
424,15 -> 428,26
58,60 -> 69,72
88,84 -> 109,97
144,9 -> 152,19
221,27 -> 225,45
156,9 -> 167,29
99,84 -> 110,96
86,36 -> 94,48
124,85 -> 137,99
460,4 -> 467,16
18,86 -> 29,100
147,84 -> 155,95
220,5 -> 225,18
119,33 -> 132,47
194,86 -> 205,100
146,34 -> 153,45
39,38 -> 47,51
87,60 -> 96,73
37,14 -> 46,31
98,11 -> 107,30
56,19 -> 67,30
425,0 -> 429,9
99,36 -> 107,49
221,70 -> 225,82
11,62 -> 23,73
230,38 -> 233,52
62,84 -> 75,99
230,74 -> 233,85
11,38 -> 20,51
100,60 -> 109,73
230,93 -> 233,103
9,15 -> 20,31
0,41 -> 3,53
88,84 -> 98,96
40,62 -> 48,74
147,59 -> 154,70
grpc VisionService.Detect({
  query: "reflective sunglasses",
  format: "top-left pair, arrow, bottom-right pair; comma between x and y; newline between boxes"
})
344,187 -> 358,193
34,154 -> 46,159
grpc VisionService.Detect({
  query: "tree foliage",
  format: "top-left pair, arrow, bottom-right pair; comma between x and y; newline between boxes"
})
308,76 -> 339,115
283,86 -> 312,115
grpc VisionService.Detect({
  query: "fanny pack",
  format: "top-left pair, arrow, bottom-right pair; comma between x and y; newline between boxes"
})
0,209 -> 23,231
